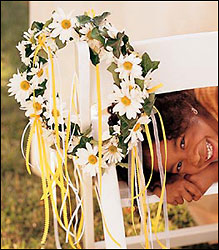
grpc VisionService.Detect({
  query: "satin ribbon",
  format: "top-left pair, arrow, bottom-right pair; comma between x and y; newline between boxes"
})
151,110 -> 170,248
152,107 -> 168,249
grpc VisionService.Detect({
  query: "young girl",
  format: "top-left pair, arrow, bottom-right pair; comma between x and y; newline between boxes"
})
142,86 -> 218,205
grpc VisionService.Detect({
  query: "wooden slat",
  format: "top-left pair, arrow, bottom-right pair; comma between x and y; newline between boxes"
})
95,223 -> 218,249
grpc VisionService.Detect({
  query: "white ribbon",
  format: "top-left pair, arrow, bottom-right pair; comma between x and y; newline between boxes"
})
75,42 -> 91,133
151,110 -> 170,248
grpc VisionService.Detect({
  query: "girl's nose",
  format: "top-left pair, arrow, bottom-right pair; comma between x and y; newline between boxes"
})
187,150 -> 201,167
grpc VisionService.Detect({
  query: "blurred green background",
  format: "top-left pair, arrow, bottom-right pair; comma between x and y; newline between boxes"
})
1,1 -> 217,249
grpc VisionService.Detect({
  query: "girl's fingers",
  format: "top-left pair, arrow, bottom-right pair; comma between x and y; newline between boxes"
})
172,201 -> 178,206
175,196 -> 184,205
184,181 -> 202,201
181,189 -> 193,202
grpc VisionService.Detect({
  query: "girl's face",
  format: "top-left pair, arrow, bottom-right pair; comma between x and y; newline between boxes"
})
144,116 -> 218,175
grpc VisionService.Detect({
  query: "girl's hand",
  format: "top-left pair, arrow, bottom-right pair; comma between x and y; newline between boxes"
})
153,175 -> 202,205
185,162 -> 218,195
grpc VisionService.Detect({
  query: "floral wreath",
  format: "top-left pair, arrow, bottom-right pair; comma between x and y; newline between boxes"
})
8,8 -> 161,177
8,8 -> 167,249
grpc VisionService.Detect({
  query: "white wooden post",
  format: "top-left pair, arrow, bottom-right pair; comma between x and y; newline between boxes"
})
101,167 -> 127,249
82,174 -> 95,249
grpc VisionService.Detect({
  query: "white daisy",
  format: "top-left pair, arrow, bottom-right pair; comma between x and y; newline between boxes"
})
115,54 -> 143,84
16,41 -> 34,66
102,22 -> 119,39
8,71 -> 33,103
80,23 -> 103,53
28,62 -> 48,86
23,28 -> 38,50
79,23 -> 94,40
43,98 -> 68,126
68,136 -> 80,154
112,82 -> 144,119
45,36 -> 59,52
34,28 -> 59,53
99,46 -> 114,65
20,95 -> 44,117
48,8 -> 77,42
103,137 -> 123,166
76,142 -> 99,177
124,115 -> 151,146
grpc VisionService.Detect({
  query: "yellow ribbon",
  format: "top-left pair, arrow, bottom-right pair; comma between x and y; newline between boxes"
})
33,33 -> 47,65
35,118 -> 50,246
48,47 -> 78,249
147,83 -> 163,94
132,123 -> 154,200
134,146 -> 150,249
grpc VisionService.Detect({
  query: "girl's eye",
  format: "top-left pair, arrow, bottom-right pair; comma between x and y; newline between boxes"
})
177,161 -> 183,172
180,136 -> 185,149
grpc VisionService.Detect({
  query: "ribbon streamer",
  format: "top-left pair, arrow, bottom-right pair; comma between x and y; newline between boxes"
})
151,110 -> 170,248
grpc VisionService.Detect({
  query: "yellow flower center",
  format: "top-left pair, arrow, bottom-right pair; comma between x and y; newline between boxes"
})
88,155 -> 98,165
133,123 -> 141,132
121,96 -> 131,106
129,85 -> 133,91
20,80 -> 30,91
37,68 -> 43,78
52,109 -> 60,117
61,19 -> 71,29
123,61 -> 133,71
87,30 -> 93,40
108,145 -> 118,154
33,102 -> 42,112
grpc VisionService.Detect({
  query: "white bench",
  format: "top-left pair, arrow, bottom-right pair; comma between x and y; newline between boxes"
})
82,32 -> 218,249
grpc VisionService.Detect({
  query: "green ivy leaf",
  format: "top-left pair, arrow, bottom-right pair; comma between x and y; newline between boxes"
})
143,93 -> 155,116
118,137 -> 128,155
25,44 -> 33,57
93,12 -> 111,26
34,79 -> 47,97
91,27 -> 105,45
76,15 -> 91,25
113,47 -> 121,58
107,62 -> 120,86
19,64 -> 28,73
38,56 -> 48,65
116,162 -> 128,169
81,125 -> 92,137
135,78 -> 144,91
120,115 -> 137,140
37,49 -> 48,60
105,32 -> 125,59
121,44 -> 127,56
141,52 -> 160,77
122,35 -> 129,45
72,136 -> 92,155
89,48 -> 100,66
71,123 -> 81,136
43,18 -> 53,29
55,37 -> 66,49
31,21 -> 44,31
